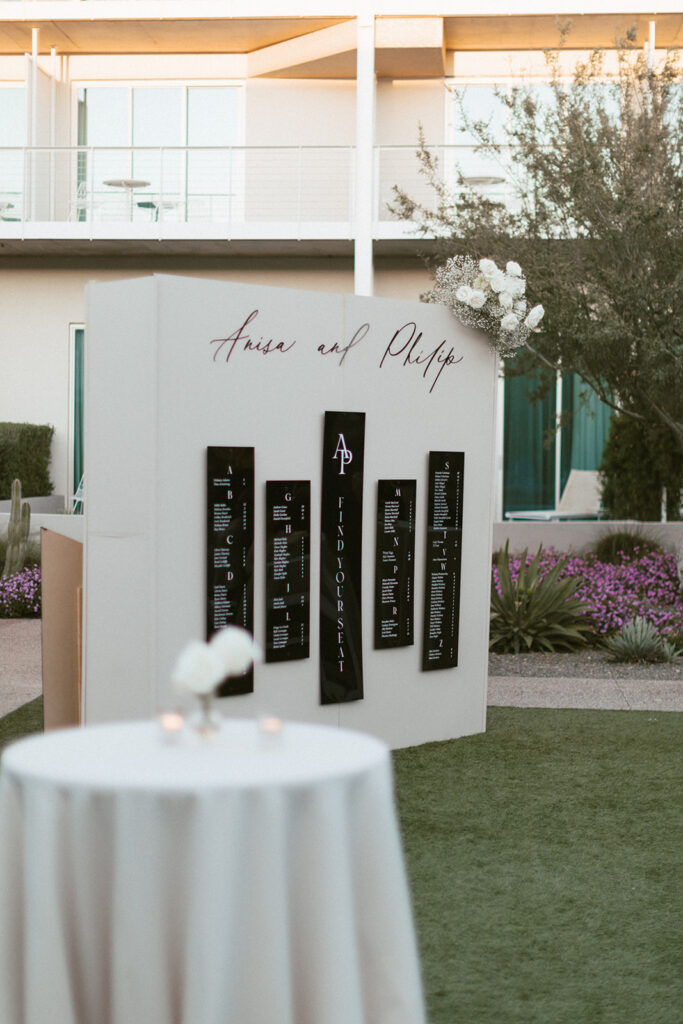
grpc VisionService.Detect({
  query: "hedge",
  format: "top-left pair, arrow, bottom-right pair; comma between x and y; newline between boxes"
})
0,422 -> 54,500
599,414 -> 683,521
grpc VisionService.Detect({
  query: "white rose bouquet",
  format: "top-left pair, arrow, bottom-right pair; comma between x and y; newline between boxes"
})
171,640 -> 227,696
170,626 -> 262,736
171,627 -> 261,696
430,255 -> 544,357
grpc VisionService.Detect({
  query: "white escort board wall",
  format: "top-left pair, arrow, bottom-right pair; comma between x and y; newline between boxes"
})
84,275 -> 497,749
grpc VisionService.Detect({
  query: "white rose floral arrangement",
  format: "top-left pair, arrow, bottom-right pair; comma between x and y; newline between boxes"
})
430,255 -> 545,357
170,626 -> 261,735
172,626 -> 261,695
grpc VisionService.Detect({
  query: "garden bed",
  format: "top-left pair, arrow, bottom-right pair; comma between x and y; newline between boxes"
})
491,534 -> 683,663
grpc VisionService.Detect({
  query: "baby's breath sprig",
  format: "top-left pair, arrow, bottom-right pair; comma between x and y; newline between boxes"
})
430,255 -> 544,357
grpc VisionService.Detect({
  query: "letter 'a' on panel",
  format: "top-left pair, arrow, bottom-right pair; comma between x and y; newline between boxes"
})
374,480 -> 417,649
206,446 -> 255,695
265,480 -> 311,664
319,411 -> 365,704
422,451 -> 464,671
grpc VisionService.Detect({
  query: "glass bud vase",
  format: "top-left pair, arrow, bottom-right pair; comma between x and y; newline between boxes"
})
192,690 -> 222,738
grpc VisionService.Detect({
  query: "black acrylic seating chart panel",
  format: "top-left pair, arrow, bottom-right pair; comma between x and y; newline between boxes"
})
206,446 -> 255,696
422,451 -> 465,671
265,480 -> 311,663
319,411 -> 366,705
374,480 -> 417,649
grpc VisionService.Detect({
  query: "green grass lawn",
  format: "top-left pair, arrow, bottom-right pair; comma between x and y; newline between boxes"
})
394,707 -> 681,1024
2,701 -> 679,1022
0,696 -> 43,755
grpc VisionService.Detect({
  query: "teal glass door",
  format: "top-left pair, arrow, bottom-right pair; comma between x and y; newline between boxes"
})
503,360 -> 612,515
73,328 -> 84,509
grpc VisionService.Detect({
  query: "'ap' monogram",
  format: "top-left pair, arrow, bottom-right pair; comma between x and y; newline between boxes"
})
333,433 -> 353,475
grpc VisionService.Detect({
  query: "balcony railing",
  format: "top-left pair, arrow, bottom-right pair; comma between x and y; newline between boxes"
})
0,144 -> 511,236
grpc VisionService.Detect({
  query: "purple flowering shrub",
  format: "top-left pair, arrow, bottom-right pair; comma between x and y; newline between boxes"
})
0,565 -> 42,618
492,546 -> 683,641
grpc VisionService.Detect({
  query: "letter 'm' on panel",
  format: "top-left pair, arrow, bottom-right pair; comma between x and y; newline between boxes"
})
374,480 -> 416,649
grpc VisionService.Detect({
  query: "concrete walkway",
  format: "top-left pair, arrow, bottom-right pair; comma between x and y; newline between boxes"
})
487,675 -> 683,712
0,619 -> 43,717
2,618 -> 682,719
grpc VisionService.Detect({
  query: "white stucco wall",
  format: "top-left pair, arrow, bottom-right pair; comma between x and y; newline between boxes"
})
0,512 -> 85,545
0,270 -> 84,508
246,79 -> 356,146
376,79 -> 444,145
494,520 -> 683,554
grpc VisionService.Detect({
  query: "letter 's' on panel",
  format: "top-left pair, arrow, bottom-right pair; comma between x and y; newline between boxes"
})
422,451 -> 464,671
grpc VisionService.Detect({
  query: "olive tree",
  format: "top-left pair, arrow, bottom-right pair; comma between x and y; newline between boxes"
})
390,40 -> 683,458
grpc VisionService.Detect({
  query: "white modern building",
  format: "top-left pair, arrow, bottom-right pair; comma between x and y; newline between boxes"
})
1,2 -> 680,515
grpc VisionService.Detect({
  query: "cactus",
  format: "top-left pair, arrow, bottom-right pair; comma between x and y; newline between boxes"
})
2,479 -> 31,577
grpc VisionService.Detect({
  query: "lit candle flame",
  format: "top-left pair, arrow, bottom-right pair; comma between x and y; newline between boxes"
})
259,716 -> 283,735
160,711 -> 184,734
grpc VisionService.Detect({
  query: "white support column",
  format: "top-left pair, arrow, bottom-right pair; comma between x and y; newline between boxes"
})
29,27 -> 39,221
31,28 -> 38,147
354,12 -> 375,297
494,361 -> 505,521
64,56 -> 70,144
554,370 -> 563,509
50,47 -> 56,220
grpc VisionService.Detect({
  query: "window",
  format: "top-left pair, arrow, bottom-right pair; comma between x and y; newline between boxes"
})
77,84 -> 242,221
187,87 -> 241,220
503,359 -> 612,515
503,363 -> 557,514
448,84 -> 508,192
0,87 -> 25,219
447,81 -> 560,204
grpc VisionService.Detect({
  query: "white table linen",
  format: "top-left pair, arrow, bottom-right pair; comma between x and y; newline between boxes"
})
0,719 -> 425,1024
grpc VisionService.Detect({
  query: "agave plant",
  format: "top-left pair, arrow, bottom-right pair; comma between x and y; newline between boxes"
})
604,616 -> 681,664
490,542 -> 594,653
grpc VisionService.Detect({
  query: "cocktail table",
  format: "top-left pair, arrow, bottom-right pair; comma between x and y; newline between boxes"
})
0,718 -> 425,1024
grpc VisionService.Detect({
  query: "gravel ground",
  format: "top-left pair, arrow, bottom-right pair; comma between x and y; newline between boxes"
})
0,619 -> 42,717
489,649 -> 683,680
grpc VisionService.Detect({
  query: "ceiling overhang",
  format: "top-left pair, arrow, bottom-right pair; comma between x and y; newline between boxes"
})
0,15 -> 353,58
249,21 -> 357,78
444,13 -> 683,51
375,18 -> 445,79
0,11 -> 680,71
252,17 -> 445,79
